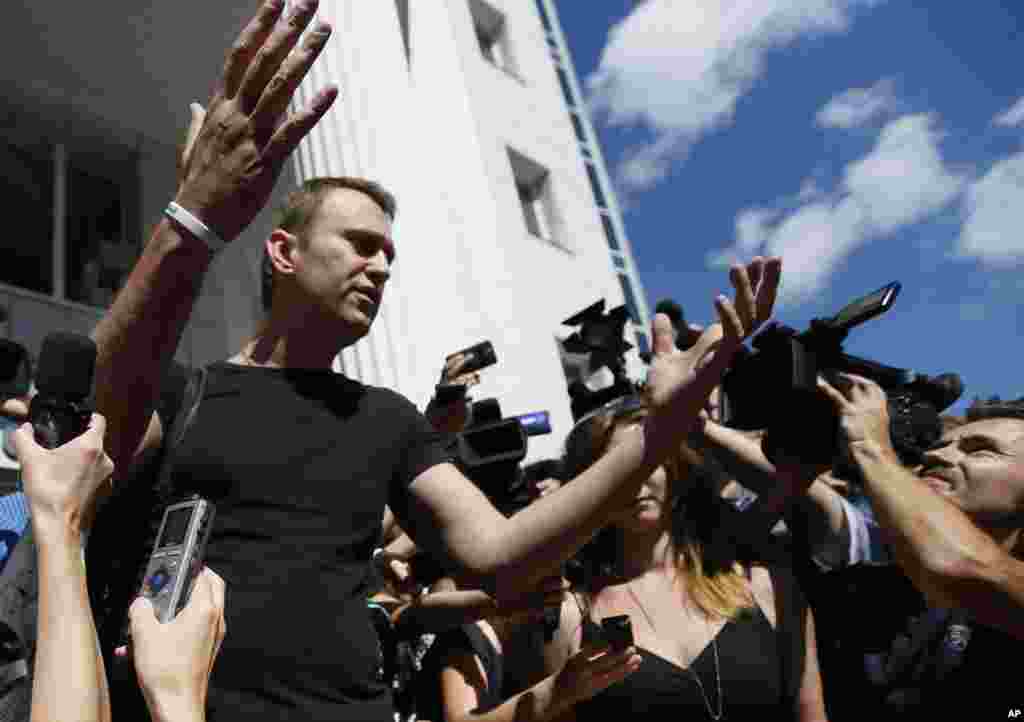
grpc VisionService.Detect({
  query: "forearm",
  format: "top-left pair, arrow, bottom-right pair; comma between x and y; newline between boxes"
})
91,218 -> 212,470
30,524 -> 107,722
449,674 -> 571,722
393,590 -> 497,639
701,421 -> 780,495
852,442 -> 1016,608
486,428 -> 652,599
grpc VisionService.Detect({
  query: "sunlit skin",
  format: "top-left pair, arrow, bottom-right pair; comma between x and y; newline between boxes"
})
235,188 -> 396,369
917,417 -> 1024,536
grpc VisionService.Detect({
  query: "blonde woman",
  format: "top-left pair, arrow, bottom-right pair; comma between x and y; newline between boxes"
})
549,394 -> 829,722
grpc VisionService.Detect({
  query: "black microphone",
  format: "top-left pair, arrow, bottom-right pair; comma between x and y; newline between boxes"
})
28,333 -> 97,449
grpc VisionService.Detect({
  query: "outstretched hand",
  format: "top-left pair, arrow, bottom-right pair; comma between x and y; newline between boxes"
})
174,0 -> 338,243
643,257 -> 781,456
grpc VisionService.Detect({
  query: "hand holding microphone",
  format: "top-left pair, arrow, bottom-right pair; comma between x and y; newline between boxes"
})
13,333 -> 110,535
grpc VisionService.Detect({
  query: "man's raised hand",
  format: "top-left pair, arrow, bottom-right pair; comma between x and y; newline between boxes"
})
643,257 -> 781,454
174,0 -> 337,244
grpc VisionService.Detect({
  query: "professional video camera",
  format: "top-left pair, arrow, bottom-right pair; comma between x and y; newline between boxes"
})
720,282 -> 963,467
449,398 -> 552,513
560,300 -> 641,422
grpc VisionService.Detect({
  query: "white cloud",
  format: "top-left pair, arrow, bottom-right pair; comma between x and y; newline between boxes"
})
956,150 -> 1024,264
992,96 -> 1024,127
842,114 -> 965,234
816,78 -> 896,128
587,0 -> 884,191
708,114 -> 965,305
959,301 -> 988,323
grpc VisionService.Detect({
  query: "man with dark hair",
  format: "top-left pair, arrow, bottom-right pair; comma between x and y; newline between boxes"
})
813,375 -> 1024,718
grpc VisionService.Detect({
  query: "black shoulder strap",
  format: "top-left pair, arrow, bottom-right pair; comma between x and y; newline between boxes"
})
152,365 -> 208,502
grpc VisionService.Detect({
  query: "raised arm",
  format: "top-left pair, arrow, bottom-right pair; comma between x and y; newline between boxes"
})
14,416 -> 115,722
401,259 -> 782,600
90,0 -> 336,474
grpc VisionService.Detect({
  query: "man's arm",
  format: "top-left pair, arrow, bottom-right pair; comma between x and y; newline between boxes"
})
400,259 -> 782,600
820,374 -> 1024,639
91,0 -> 336,475
850,440 -> 1024,638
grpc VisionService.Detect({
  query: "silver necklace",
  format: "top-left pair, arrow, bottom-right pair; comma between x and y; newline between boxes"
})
626,582 -> 725,721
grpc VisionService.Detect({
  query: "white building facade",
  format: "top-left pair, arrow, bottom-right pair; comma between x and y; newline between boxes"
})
0,0 -> 648,462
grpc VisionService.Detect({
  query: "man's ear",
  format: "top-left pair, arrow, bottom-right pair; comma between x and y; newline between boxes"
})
266,229 -> 299,277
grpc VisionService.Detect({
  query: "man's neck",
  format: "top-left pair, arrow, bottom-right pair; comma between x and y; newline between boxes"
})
234,313 -> 358,370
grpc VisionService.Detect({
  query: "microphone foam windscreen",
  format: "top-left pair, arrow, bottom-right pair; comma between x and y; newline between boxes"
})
35,333 -> 97,400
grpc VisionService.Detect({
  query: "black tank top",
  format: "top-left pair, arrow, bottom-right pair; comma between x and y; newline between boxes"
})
574,596 -> 801,720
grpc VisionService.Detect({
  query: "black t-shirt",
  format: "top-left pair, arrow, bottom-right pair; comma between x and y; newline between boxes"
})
154,361 -> 450,721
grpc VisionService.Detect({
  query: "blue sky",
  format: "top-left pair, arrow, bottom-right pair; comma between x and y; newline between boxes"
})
556,0 -> 1024,413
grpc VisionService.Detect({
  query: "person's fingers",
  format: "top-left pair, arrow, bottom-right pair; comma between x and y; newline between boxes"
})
587,652 -> 642,692
729,264 -> 755,333
747,256 -> 764,296
263,85 -> 338,167
584,646 -> 638,677
222,0 -> 287,98
10,423 -> 40,465
250,18 -> 333,135
757,257 -> 782,324
178,103 -> 207,181
128,596 -> 159,637
713,296 -> 744,348
816,376 -> 849,410
651,313 -> 676,356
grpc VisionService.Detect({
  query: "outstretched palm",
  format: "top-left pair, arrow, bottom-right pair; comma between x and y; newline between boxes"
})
174,0 -> 338,243
643,257 -> 781,455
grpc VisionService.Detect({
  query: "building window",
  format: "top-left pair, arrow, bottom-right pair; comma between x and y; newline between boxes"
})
65,161 -> 133,307
0,139 -> 54,295
617,273 -> 642,324
586,162 -> 608,209
508,148 -> 556,244
470,0 -> 515,74
556,67 -> 575,108
0,111 -> 138,309
600,214 -> 621,251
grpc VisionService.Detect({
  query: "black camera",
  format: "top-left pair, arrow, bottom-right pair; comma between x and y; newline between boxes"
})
600,615 -> 634,652
449,399 -> 552,513
721,282 -> 960,467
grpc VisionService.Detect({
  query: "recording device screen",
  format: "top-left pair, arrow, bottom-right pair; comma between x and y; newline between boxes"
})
829,282 -> 899,330
158,507 -> 192,548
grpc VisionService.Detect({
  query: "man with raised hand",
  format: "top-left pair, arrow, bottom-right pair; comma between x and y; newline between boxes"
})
88,1 -> 784,719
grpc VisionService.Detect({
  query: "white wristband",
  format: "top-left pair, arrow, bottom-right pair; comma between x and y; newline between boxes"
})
164,201 -> 226,254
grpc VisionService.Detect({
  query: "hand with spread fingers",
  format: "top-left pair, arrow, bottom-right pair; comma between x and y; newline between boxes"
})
643,257 -> 782,457
817,372 -> 895,457
173,0 -> 338,244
